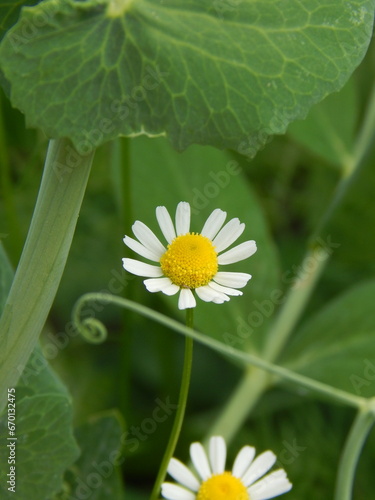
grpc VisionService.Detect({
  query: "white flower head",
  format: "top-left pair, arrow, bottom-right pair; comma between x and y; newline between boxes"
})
162,436 -> 292,500
122,202 -> 257,310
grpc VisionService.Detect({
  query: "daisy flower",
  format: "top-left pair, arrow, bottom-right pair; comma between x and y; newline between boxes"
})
161,436 -> 292,500
122,202 -> 257,310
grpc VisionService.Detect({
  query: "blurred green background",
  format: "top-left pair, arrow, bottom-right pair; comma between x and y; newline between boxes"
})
1,31 -> 375,500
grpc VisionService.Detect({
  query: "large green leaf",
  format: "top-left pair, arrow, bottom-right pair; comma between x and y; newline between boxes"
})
0,246 -> 79,499
129,136 -> 280,351
0,0 -> 373,154
280,280 -> 375,398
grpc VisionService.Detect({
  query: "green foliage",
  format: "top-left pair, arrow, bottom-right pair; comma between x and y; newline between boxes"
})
60,412 -> 125,500
281,280 -> 375,398
0,0 -> 373,153
288,79 -> 358,168
0,245 -> 79,500
0,0 -> 40,42
0,1 -> 375,498
324,155 -> 375,271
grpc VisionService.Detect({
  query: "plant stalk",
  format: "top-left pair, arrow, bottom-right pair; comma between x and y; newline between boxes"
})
0,138 -> 94,412
150,308 -> 194,500
334,405 -> 375,500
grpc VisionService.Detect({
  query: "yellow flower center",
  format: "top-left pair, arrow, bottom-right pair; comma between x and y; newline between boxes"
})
197,472 -> 249,500
160,233 -> 218,288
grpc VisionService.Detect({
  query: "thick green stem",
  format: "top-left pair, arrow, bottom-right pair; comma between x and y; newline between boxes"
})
334,405 -> 375,500
150,308 -> 194,500
110,137 -> 133,424
0,138 -> 94,412
263,245 -> 330,361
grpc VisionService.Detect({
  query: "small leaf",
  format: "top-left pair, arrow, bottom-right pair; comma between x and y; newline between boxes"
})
0,0 -> 373,154
280,280 -> 375,398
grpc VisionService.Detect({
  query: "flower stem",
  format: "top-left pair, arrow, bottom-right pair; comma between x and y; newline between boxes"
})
149,308 -> 194,500
334,404 -> 375,500
0,138 -> 94,413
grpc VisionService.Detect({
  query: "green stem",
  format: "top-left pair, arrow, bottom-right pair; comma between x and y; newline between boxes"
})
110,137 -> 133,425
334,405 -> 375,500
0,138 -> 94,413
210,245 -> 330,441
263,245 -> 330,361
312,80 -> 375,240
150,308 -> 194,500
72,293 -> 365,409
344,80 -> 375,178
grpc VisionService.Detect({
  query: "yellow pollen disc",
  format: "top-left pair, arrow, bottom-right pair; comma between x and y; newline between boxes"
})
196,472 -> 249,500
160,233 -> 218,289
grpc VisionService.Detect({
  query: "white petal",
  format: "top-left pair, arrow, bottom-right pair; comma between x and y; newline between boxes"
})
144,278 -> 180,296
156,206 -> 177,244
176,202 -> 191,235
248,470 -> 292,500
214,272 -> 252,289
209,436 -> 226,474
161,482 -> 196,500
190,442 -> 211,480
208,281 -> 242,296
232,446 -> 256,479
195,286 -> 227,304
178,288 -> 196,310
132,221 -> 166,256
167,458 -> 200,492
123,235 -> 161,262
213,218 -> 245,252
122,258 -> 163,277
201,209 -> 227,240
241,451 -> 276,487
218,240 -> 257,265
